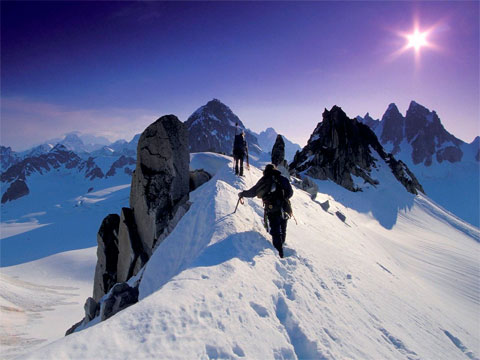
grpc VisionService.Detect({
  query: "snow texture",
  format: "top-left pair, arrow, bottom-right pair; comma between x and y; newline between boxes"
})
11,153 -> 478,360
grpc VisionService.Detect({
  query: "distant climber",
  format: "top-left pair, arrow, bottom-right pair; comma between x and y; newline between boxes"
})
233,130 -> 249,176
238,164 -> 293,258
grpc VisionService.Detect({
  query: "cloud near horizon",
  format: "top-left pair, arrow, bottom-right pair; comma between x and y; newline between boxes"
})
1,97 -> 162,151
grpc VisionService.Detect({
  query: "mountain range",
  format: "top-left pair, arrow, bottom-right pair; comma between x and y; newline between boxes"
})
357,101 -> 479,227
1,102 -> 478,359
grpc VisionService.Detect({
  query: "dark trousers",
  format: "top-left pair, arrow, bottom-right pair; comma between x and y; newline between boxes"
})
234,155 -> 244,176
267,212 -> 287,256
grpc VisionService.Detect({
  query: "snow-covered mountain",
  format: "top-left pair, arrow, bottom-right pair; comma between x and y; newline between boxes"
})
6,152 -> 478,360
357,101 -> 480,227
291,105 -> 423,200
185,99 -> 261,155
255,127 -> 302,162
1,144 -> 135,204
0,145 -> 20,171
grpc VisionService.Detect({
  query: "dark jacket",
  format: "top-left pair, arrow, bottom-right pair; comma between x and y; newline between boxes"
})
240,169 -> 293,212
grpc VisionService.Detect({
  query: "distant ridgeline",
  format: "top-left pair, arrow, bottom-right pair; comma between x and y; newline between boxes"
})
1,98 -> 477,226
289,105 -> 424,195
357,101 -> 479,227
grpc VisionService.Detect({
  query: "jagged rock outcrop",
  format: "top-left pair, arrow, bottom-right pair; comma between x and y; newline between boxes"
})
380,104 -> 404,154
130,115 -> 190,255
99,283 -> 139,321
82,157 -> 104,180
356,113 -> 380,131
68,114 -> 192,336
290,106 -> 424,195
93,214 -> 120,302
189,169 -> 212,192
369,101 -> 465,166
292,176 -> 318,200
65,297 -> 99,336
116,208 -> 148,283
1,178 -> 29,203
66,281 -> 138,336
271,135 -> 285,167
105,156 -> 136,177
185,99 -> 261,155
405,101 -> 463,165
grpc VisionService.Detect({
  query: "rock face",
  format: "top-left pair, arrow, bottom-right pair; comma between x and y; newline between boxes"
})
1,179 -> 29,203
356,113 -> 380,132
185,99 -> 261,155
130,115 -> 190,255
372,101 -> 464,166
380,104 -> 405,154
68,114 -> 192,336
93,214 -> 120,302
100,283 -> 139,321
189,169 -> 212,192
271,135 -> 285,167
106,156 -> 136,177
116,208 -> 148,283
290,106 -> 424,195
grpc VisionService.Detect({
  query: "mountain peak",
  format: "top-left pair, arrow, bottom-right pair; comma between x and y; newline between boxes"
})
291,105 -> 423,195
185,100 -> 260,154
408,100 -> 423,110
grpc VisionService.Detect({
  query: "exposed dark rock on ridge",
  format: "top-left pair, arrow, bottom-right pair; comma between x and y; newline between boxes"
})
356,113 -> 380,131
1,179 -> 29,203
106,156 -> 136,177
68,114 -> 192,336
93,214 -> 120,302
271,135 -> 285,167
290,106 -> 424,195
116,207 -> 148,283
190,169 -> 212,192
185,99 -> 261,155
371,101 -> 465,166
380,104 -> 404,154
130,115 -> 190,255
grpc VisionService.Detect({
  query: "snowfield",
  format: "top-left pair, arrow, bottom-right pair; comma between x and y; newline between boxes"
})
12,153 -> 478,360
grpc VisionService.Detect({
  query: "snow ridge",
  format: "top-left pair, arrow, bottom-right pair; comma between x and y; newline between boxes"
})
18,154 -> 479,360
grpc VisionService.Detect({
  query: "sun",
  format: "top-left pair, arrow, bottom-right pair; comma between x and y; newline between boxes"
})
388,21 -> 440,63
406,29 -> 429,52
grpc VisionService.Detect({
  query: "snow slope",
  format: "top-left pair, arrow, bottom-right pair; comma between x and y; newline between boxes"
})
1,171 -> 131,266
1,178 -> 130,358
21,154 -> 479,360
0,248 -> 96,359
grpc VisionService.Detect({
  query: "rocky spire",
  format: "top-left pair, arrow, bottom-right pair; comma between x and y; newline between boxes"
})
271,134 -> 285,166
130,115 -> 190,255
380,103 -> 404,154
290,105 -> 424,195
404,101 -> 463,165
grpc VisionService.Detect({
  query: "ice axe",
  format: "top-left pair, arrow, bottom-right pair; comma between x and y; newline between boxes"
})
233,196 -> 244,213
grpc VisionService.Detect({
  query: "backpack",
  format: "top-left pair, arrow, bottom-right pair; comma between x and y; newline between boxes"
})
233,134 -> 246,153
263,174 -> 293,216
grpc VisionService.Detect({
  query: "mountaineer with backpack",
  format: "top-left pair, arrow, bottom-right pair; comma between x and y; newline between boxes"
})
238,164 -> 293,258
233,130 -> 249,176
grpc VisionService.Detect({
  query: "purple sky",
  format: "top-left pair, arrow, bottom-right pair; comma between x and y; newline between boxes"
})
1,1 -> 478,150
